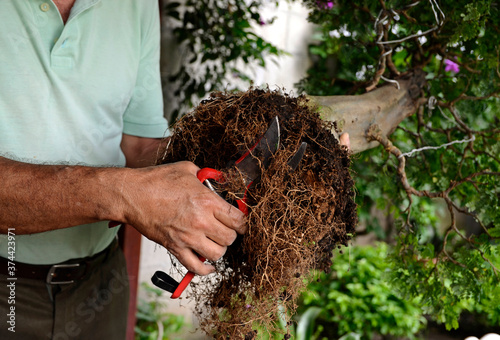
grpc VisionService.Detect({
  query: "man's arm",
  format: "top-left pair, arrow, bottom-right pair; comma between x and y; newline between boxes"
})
0,153 -> 245,275
120,133 -> 165,168
0,156 -> 122,232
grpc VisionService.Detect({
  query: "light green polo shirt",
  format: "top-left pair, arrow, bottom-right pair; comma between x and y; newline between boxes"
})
0,0 -> 169,264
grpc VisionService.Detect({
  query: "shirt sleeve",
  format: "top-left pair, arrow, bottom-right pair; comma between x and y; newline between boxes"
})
122,1 -> 169,138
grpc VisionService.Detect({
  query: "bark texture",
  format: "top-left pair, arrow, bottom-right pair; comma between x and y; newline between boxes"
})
307,70 -> 426,154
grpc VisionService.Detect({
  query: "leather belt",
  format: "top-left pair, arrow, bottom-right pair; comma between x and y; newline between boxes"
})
0,238 -> 119,285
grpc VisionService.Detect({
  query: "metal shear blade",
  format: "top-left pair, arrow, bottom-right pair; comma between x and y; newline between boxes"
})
288,142 -> 307,171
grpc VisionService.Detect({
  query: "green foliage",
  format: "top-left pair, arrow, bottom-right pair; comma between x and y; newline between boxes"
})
162,0 -> 500,334
460,270 -> 500,326
298,0 -> 500,330
297,244 -> 427,339
163,0 -> 283,120
295,306 -> 322,340
135,283 -> 187,340
388,233 -> 500,330
291,243 -> 500,338
298,0 -> 500,94
451,1 -> 491,42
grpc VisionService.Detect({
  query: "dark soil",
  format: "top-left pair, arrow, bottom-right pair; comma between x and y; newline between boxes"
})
157,88 -> 357,339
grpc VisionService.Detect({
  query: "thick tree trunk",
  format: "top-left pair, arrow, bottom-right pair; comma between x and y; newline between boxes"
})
307,70 -> 426,154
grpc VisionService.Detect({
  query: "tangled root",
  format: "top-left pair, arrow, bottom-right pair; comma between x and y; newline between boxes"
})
157,88 -> 357,339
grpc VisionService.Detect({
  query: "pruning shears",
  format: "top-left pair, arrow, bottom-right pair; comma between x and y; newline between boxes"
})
196,116 -> 281,216
152,117 -> 280,298
151,117 -> 307,299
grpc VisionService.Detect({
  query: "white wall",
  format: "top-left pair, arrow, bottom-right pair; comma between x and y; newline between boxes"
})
250,0 -> 315,91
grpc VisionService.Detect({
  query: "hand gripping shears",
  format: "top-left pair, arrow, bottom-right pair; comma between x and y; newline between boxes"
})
152,117 -> 283,298
152,139 -> 307,299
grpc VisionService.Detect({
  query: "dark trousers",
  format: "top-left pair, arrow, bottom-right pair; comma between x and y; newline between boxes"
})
0,243 -> 130,340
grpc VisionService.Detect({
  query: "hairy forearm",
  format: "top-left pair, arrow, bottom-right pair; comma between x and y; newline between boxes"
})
0,155 -> 246,275
0,156 -> 124,234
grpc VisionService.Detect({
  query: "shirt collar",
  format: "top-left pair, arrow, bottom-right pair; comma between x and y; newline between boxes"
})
67,0 -> 101,22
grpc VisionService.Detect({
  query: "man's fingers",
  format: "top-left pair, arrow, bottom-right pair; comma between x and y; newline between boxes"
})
176,236 -> 230,275
339,132 -> 351,150
212,199 -> 247,234
176,248 -> 215,276
195,234 -> 229,262
205,221 -> 238,247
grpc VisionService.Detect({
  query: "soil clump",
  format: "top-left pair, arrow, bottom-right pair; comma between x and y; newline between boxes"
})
157,88 -> 357,339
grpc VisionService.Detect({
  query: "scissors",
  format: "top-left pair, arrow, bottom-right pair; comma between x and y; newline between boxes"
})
107,117 -> 280,228
152,117 -> 288,298
152,137 -> 308,298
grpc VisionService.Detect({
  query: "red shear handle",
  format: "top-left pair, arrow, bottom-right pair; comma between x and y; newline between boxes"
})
197,167 -> 248,215
171,168 -> 222,299
197,167 -> 225,183
171,254 -> 206,299
171,167 -> 248,299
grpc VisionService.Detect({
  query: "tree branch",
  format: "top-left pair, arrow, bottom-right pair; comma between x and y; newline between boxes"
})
365,122 -> 499,277
308,70 -> 426,153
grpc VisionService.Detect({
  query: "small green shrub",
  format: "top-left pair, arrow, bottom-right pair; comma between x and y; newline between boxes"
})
449,246 -> 500,329
297,243 -> 427,340
135,283 -> 187,340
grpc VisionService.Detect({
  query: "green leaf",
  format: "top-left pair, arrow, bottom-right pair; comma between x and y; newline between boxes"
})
296,306 -> 322,340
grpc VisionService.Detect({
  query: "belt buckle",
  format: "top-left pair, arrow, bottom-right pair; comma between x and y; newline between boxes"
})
46,263 -> 80,285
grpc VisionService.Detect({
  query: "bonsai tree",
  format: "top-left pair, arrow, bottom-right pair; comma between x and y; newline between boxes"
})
161,0 -> 499,331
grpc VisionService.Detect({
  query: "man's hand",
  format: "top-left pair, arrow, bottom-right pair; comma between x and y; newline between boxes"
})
0,155 -> 245,276
118,134 -> 246,275
115,161 -> 246,275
